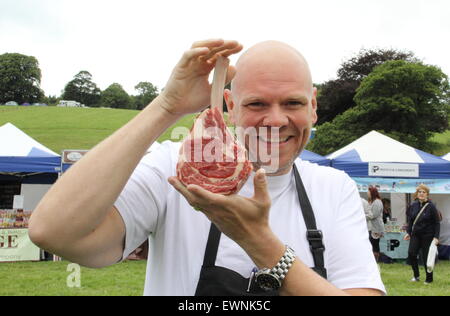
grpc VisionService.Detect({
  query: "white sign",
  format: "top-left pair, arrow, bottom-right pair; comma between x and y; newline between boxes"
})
369,162 -> 419,178
13,195 -> 24,209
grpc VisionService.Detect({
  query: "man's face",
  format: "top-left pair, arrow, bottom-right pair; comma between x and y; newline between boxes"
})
225,56 -> 317,176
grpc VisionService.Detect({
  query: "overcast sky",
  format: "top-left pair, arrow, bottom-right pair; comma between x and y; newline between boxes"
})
1,0 -> 449,97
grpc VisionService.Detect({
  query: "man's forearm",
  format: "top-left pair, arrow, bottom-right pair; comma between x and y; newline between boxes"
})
29,96 -> 182,247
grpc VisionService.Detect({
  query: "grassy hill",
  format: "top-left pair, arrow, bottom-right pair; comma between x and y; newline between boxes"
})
1,105 -> 450,156
0,106 -> 197,154
431,130 -> 450,156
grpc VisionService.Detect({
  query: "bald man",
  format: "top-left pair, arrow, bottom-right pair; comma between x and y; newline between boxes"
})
29,39 -> 386,296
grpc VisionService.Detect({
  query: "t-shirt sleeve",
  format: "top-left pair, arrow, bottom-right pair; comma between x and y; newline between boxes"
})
114,141 -> 175,260
326,175 -> 386,294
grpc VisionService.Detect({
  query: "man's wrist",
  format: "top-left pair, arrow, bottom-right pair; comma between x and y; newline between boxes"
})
240,231 -> 285,269
149,94 -> 185,121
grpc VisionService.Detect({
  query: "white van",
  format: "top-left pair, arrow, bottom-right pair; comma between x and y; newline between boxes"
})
57,100 -> 85,107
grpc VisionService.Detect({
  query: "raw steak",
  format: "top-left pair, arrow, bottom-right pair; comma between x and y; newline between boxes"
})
177,107 -> 252,195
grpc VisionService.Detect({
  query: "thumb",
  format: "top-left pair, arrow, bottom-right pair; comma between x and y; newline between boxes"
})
253,168 -> 270,205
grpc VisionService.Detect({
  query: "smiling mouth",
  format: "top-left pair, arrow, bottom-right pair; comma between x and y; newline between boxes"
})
258,136 -> 294,145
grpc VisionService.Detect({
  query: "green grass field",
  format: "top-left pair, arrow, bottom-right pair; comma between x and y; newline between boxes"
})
0,260 -> 449,296
0,260 -> 146,296
0,106 -> 139,153
0,106 -> 197,154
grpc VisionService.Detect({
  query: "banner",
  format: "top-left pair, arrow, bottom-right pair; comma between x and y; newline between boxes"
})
353,177 -> 450,194
0,229 -> 40,262
368,162 -> 419,178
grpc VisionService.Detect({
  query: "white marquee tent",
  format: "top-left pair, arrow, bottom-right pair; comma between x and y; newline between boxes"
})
0,123 -> 60,210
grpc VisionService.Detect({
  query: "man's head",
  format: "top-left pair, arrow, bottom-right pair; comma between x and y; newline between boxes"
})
224,41 -> 317,176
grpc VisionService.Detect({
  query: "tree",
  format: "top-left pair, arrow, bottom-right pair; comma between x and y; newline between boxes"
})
316,79 -> 359,124
316,48 -> 418,125
337,48 -> 418,82
309,60 -> 450,155
100,83 -> 132,109
0,53 -> 44,104
42,95 -> 59,106
62,71 -> 101,107
354,60 -> 449,148
134,81 -> 159,110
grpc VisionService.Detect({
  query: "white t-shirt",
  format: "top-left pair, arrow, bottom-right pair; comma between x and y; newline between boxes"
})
115,141 -> 386,296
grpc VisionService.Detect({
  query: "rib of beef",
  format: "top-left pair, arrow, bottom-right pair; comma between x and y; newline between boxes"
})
177,107 -> 252,195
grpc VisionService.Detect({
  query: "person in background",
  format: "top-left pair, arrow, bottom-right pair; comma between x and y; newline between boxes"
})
404,184 -> 440,284
361,197 -> 372,233
366,186 -> 384,262
382,198 -> 392,224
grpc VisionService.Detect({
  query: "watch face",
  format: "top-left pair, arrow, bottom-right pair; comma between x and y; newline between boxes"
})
256,273 -> 281,291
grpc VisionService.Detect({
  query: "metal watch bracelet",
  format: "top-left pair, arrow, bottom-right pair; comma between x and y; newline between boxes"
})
270,246 -> 296,280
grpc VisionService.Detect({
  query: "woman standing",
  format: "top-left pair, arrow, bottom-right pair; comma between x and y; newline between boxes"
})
366,186 -> 384,262
404,185 -> 440,284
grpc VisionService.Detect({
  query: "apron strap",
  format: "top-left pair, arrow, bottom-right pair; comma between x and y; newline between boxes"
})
293,164 -> 327,279
202,222 -> 222,267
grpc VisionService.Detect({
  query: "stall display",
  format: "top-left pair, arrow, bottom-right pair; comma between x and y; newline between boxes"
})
0,209 -> 32,229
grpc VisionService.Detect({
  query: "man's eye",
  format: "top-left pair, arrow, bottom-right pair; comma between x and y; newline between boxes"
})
248,102 -> 264,107
286,100 -> 304,106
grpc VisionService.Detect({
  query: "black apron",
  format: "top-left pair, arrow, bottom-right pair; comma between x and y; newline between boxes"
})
195,164 -> 327,296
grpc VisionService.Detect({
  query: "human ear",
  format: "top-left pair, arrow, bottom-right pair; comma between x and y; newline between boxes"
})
311,87 -> 318,124
224,89 -> 236,124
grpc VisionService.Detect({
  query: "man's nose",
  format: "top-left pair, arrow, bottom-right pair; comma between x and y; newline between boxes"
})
262,105 -> 289,127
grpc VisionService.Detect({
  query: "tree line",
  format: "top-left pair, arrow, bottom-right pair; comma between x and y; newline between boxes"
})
0,53 -> 159,110
1,50 -> 449,153
60,70 -> 159,110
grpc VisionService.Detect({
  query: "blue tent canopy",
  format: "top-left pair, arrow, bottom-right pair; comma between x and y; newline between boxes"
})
327,131 -> 450,179
300,149 -> 330,166
0,156 -> 61,173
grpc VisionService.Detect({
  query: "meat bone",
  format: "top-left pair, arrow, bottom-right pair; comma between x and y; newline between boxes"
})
210,55 -> 230,112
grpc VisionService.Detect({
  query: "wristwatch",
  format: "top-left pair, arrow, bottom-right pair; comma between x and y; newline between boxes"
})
255,246 -> 296,291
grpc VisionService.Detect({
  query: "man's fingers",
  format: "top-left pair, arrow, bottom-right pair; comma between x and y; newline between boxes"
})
168,177 -> 223,212
186,184 -> 224,207
191,39 -> 225,49
168,177 -> 197,205
253,169 -> 271,207
180,40 -> 242,68
220,43 -> 244,58
179,47 -> 210,68
201,40 -> 242,62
